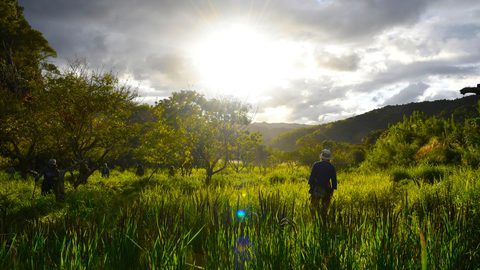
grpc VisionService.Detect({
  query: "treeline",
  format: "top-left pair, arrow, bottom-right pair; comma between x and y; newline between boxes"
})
276,109 -> 480,171
365,111 -> 480,168
271,96 -> 479,151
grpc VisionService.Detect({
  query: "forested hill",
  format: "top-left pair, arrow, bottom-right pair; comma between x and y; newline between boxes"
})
247,122 -> 313,145
267,95 -> 479,151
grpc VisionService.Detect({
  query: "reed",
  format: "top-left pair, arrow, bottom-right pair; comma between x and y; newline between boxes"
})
0,166 -> 479,269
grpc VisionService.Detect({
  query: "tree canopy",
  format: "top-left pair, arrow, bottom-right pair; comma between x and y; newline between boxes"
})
137,90 -> 257,185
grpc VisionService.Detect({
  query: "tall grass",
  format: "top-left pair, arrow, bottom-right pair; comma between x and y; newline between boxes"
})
1,165 -> 479,269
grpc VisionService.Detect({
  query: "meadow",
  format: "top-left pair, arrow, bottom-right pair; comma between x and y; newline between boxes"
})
1,165 -> 479,269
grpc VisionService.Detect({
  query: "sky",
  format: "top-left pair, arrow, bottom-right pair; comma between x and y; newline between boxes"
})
19,0 -> 480,124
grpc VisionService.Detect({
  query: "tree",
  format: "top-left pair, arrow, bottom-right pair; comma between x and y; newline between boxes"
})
147,91 -> 252,185
136,104 -> 192,175
0,0 -> 56,98
229,130 -> 263,172
0,95 -> 48,177
41,61 -> 136,186
364,112 -> 462,168
117,104 -> 157,170
193,96 -> 251,184
254,144 -> 271,173
0,0 -> 56,177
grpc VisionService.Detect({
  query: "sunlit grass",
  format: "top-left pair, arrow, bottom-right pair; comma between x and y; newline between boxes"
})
1,165 -> 479,269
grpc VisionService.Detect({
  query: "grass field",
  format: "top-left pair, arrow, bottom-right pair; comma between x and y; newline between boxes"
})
1,165 -> 480,269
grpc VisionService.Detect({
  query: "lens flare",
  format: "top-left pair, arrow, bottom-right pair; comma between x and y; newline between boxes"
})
233,236 -> 255,267
236,209 -> 247,219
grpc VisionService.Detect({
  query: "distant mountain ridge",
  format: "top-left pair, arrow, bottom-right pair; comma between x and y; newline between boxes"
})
247,122 -> 312,145
253,96 -> 479,151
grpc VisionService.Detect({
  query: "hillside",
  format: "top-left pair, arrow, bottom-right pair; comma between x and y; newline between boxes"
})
269,95 -> 479,151
247,122 -> 313,145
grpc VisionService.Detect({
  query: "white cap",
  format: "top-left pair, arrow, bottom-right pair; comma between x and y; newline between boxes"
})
320,149 -> 332,160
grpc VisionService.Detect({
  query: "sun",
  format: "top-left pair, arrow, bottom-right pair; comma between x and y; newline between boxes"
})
191,23 -> 293,97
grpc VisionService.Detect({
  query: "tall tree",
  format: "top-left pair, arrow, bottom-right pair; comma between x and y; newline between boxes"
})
0,0 -> 56,97
196,97 -> 251,184
41,61 -> 136,186
0,0 -> 56,176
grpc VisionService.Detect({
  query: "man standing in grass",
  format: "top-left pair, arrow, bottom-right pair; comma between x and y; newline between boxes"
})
101,163 -> 110,178
39,159 -> 60,195
308,149 -> 337,218
36,158 -> 65,201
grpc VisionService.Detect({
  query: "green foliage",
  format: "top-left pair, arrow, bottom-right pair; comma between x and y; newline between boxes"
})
390,167 -> 411,182
294,139 -> 365,168
266,172 -> 287,184
39,60 -> 137,185
229,131 -> 263,172
2,165 -> 479,269
412,165 -> 447,184
270,96 -> 479,151
364,112 -> 467,169
0,0 -> 56,97
139,91 -> 253,185
0,0 -> 56,177
364,110 -> 480,170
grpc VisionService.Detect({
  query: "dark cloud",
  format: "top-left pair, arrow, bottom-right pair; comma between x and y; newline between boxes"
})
19,0 -> 434,65
383,82 -> 429,106
441,24 -> 480,40
355,58 -> 478,93
143,53 -> 194,83
267,0 -> 431,42
18,0 -> 196,66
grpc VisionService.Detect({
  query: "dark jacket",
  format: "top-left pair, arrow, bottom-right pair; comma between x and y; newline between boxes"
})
42,166 -> 60,183
41,165 -> 60,194
308,160 -> 337,192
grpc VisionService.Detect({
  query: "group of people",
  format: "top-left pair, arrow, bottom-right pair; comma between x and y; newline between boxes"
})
5,150 -> 337,216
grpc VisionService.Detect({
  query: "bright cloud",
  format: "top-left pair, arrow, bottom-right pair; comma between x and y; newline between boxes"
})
19,0 -> 480,124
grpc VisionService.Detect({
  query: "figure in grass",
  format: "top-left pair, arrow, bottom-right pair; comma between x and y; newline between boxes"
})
308,149 -> 337,219
35,158 -> 65,201
101,163 -> 110,178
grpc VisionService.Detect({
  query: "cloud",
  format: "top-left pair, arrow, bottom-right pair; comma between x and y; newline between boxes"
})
17,0 -> 480,124
383,82 -> 429,106
266,0 -> 432,42
254,78 -> 349,123
428,90 -> 461,101
353,58 -> 478,95
143,53 -> 195,84
319,53 -> 361,71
